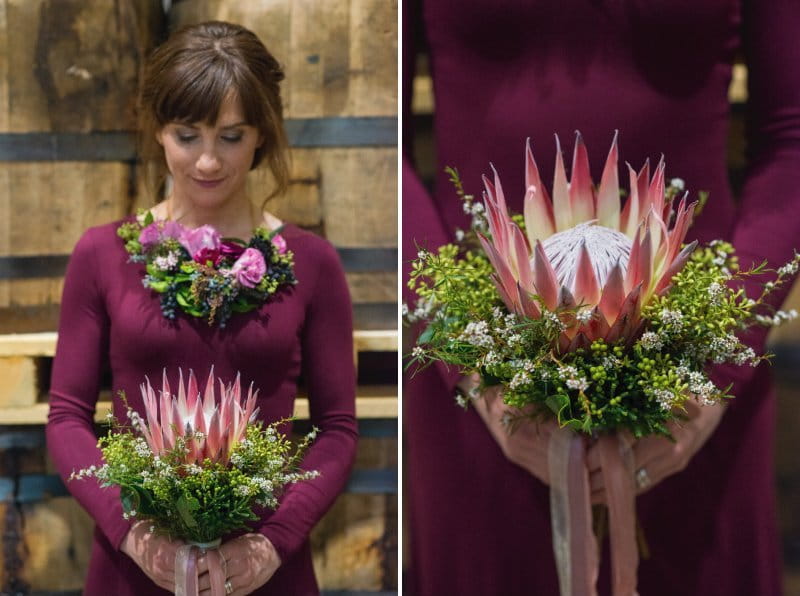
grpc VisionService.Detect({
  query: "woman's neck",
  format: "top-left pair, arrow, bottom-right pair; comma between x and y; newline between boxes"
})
152,193 -> 280,239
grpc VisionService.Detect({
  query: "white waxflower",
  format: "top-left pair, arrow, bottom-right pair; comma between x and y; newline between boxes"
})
639,331 -> 663,351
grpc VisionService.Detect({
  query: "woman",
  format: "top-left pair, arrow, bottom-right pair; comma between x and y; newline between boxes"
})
403,1 -> 800,594
46,21 -> 357,595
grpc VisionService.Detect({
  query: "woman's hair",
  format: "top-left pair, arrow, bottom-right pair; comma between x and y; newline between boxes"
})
138,21 -> 290,201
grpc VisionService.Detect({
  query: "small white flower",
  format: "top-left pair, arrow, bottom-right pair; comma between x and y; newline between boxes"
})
411,346 -> 425,358
639,331 -> 663,351
509,371 -> 531,390
566,377 -> 590,392
669,178 -> 685,191
576,308 -> 593,324
455,229 -> 465,242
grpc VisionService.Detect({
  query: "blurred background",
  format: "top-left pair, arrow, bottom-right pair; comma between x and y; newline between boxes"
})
407,41 -> 800,595
0,1 -> 397,594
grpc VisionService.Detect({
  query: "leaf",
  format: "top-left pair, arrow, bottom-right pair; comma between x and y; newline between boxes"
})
120,487 -> 140,514
144,210 -> 154,226
176,494 -> 200,528
417,325 -> 435,344
148,281 -> 169,293
545,393 -> 570,418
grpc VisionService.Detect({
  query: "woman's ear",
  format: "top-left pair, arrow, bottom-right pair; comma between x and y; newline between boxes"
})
155,129 -> 164,146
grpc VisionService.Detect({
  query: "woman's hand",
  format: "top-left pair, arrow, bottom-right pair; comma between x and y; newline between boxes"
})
587,399 -> 726,503
197,533 -> 281,596
463,374 -> 556,485
120,520 -> 185,592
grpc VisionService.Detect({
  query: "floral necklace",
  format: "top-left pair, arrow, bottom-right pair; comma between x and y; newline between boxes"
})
117,210 -> 296,327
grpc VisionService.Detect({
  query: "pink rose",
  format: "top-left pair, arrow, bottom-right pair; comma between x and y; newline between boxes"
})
139,223 -> 162,249
179,225 -> 221,262
139,220 -> 187,250
272,234 -> 287,255
230,248 -> 266,288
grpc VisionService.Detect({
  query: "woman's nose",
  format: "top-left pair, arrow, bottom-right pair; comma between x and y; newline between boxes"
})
196,149 -> 222,174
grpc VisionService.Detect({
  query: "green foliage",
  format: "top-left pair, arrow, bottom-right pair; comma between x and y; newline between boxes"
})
73,418 -> 318,543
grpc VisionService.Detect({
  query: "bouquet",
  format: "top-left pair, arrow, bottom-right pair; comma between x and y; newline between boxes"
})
406,133 -> 798,595
73,369 -> 318,596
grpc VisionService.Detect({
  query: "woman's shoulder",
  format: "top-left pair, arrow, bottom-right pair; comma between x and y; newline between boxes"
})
69,217 -> 135,270
279,223 -> 341,263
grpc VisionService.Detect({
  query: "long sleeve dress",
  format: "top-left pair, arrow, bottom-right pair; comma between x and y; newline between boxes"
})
46,219 -> 358,596
403,0 -> 800,594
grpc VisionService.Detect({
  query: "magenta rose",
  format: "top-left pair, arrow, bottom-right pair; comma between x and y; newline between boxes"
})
179,225 -> 222,262
272,234 -> 288,255
220,241 -> 246,261
230,248 -> 266,288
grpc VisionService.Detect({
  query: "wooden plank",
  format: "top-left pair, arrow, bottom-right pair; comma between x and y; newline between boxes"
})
0,395 -> 397,425
0,329 -> 396,357
349,0 -> 397,117
319,148 -> 397,247
0,356 -> 38,408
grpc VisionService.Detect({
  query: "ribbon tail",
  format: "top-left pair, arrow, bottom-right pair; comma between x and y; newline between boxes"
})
175,544 -> 199,596
207,547 -> 227,596
549,426 -> 599,596
598,434 -> 639,596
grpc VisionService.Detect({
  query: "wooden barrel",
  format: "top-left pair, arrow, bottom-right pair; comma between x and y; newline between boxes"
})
0,0 -> 164,333
166,0 -> 398,331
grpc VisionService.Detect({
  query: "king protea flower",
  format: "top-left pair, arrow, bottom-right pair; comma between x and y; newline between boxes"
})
138,368 -> 259,464
479,132 -> 697,352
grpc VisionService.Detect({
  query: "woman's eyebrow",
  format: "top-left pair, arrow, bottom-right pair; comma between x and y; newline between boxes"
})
219,121 -> 247,129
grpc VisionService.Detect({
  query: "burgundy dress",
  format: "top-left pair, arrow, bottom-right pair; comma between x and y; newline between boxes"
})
47,220 -> 357,595
403,0 -> 800,594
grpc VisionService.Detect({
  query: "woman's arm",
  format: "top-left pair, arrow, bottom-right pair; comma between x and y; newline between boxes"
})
257,238 -> 359,562
45,228 -> 133,549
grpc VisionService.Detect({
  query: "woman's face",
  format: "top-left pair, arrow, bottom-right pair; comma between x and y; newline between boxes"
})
157,93 -> 262,209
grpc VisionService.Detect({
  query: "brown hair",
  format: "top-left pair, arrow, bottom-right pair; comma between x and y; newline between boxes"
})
138,21 -> 289,201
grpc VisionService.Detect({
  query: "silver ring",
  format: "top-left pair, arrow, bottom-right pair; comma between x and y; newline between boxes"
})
225,580 -> 234,595
635,467 -> 651,490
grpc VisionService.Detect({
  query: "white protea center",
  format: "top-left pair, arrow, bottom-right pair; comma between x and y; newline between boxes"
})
540,222 -> 632,292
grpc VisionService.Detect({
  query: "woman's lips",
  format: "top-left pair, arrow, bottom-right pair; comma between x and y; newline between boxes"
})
193,177 -> 225,189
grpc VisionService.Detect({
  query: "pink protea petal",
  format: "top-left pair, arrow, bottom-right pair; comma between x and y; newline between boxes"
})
624,225 -> 641,293
655,241 -> 698,294
569,132 -> 596,225
585,306 -> 611,340
664,198 -> 696,266
510,224 -> 534,291
647,157 -> 666,218
186,370 -> 199,411
598,263 -> 626,326
532,241 -> 560,310
606,283 -> 642,344
202,366 -> 216,419
491,274 -> 518,314
479,233 -> 519,302
205,410 -> 221,462
161,368 -> 171,399
573,243 -> 601,306
636,159 -> 651,220
516,282 -> 541,319
567,331 -> 592,352
552,135 -> 572,230
176,369 -> 189,421
559,285 -> 577,309
482,182 -> 511,259
596,131 -> 620,229
620,164 -> 641,238
523,180 -> 556,248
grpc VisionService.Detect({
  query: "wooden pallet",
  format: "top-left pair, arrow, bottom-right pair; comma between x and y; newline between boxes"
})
0,330 -> 398,424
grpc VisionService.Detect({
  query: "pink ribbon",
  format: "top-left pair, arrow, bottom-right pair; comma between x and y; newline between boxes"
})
175,542 -> 227,596
548,427 -> 639,596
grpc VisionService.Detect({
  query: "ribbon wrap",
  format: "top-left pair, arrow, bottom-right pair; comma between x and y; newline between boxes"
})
548,426 -> 639,596
175,539 -> 227,596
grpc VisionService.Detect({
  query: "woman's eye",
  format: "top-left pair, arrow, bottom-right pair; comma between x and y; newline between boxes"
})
176,133 -> 197,143
221,135 -> 243,143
